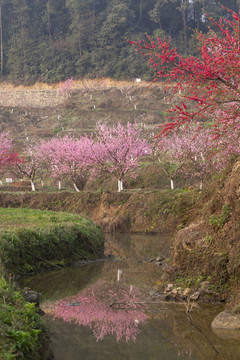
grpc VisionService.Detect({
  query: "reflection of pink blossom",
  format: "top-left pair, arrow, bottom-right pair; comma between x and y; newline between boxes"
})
46,281 -> 147,342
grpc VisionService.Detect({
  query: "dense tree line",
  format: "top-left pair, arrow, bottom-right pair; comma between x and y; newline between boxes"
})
0,0 -> 238,84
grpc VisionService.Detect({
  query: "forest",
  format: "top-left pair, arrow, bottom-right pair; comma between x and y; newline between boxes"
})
0,0 -> 239,84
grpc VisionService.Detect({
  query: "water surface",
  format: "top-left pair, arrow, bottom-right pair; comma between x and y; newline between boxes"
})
20,233 -> 240,360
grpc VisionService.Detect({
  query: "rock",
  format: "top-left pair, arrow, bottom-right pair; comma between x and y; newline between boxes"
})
200,281 -> 210,291
165,284 -> 174,292
156,256 -> 165,262
23,288 -> 40,305
66,301 -> 82,307
212,327 -> 240,341
171,289 -> 178,296
190,291 -> 201,301
211,311 -> 240,330
183,288 -> 191,296
149,290 -> 159,296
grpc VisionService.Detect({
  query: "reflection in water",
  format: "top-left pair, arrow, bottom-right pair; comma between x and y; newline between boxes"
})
43,280 -> 147,342
19,233 -> 240,360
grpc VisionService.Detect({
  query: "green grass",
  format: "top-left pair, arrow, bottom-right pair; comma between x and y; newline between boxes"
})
0,207 -> 94,230
0,208 -> 104,274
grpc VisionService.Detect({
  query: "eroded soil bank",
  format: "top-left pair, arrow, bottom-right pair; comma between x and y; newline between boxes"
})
0,189 -> 198,234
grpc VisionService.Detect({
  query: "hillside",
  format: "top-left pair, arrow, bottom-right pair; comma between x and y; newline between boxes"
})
0,80 -> 173,145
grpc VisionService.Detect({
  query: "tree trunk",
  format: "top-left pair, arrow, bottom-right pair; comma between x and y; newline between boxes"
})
58,180 -> 62,190
118,179 -> 123,192
0,5 -> 3,76
183,9 -> 187,54
30,180 -> 36,192
78,31 -> 82,58
139,0 -> 143,23
73,182 -> 80,192
170,178 -> 174,190
47,0 -> 52,40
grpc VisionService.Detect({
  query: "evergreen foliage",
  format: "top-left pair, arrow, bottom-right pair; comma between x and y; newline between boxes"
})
0,0 -> 238,83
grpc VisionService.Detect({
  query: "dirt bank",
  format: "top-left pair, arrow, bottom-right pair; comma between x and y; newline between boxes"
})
170,159 -> 240,308
0,189 -> 198,234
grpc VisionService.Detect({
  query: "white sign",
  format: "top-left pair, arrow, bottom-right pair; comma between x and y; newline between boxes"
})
6,178 -> 13,183
136,78 -> 141,83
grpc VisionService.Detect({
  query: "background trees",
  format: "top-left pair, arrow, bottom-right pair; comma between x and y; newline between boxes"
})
0,0 -> 239,83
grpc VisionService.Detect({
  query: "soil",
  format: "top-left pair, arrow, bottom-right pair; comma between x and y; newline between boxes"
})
170,159 -> 240,309
0,81 -> 175,146
0,189 -> 198,234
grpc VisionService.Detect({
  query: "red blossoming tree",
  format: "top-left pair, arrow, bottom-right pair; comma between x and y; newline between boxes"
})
0,132 -> 19,177
130,6 -> 240,140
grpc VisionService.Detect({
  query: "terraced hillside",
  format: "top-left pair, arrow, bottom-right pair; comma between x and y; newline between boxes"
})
0,81 -> 174,144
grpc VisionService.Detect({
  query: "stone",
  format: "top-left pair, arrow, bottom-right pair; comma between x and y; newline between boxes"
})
211,311 -> 240,330
156,256 -> 165,262
165,284 -> 174,292
23,288 -> 40,305
183,288 -> 191,296
190,291 -> 201,301
200,281 -> 210,291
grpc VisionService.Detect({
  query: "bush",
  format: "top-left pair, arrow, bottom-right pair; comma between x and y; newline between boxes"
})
0,277 -> 46,359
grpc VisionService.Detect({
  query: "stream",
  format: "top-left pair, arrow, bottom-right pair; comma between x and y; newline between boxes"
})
19,233 -> 240,360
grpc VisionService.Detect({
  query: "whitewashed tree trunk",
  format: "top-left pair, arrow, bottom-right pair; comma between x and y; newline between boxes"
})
170,178 -> 174,190
30,180 -> 36,192
58,181 -> 62,190
200,181 -> 203,190
73,182 -> 80,192
118,179 -> 123,192
41,180 -> 44,187
117,269 -> 122,282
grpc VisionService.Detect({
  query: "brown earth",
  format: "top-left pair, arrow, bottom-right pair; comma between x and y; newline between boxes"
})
0,80 -> 175,146
170,159 -> 240,308
0,188 -> 198,234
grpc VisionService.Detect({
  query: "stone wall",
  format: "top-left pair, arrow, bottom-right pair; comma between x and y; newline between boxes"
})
0,90 -> 66,108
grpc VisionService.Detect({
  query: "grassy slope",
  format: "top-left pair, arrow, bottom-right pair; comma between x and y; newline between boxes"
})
0,208 -> 104,275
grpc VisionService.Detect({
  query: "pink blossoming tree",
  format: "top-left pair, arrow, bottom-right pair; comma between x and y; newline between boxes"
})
91,122 -> 150,192
155,124 -> 238,189
11,143 -> 42,191
38,136 -> 94,192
